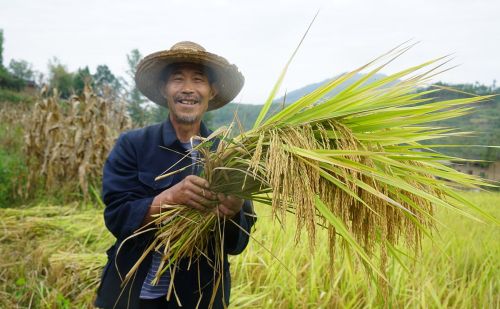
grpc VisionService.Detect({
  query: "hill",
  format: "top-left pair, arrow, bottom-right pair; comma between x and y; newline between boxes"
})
205,78 -> 499,161
418,82 -> 500,161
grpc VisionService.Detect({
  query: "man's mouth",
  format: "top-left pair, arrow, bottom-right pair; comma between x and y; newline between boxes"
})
176,97 -> 199,105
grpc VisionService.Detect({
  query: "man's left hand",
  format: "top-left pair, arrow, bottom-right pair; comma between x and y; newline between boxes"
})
215,193 -> 243,218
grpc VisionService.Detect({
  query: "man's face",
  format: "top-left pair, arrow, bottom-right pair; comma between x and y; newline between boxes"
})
163,64 -> 217,125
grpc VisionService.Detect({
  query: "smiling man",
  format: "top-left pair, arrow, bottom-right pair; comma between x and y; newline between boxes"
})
94,42 -> 255,309
163,63 -> 215,124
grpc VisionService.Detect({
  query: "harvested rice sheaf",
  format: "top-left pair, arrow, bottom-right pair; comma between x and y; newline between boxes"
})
125,44 -> 497,306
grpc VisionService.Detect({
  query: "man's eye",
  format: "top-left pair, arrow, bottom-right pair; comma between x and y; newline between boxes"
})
195,75 -> 208,82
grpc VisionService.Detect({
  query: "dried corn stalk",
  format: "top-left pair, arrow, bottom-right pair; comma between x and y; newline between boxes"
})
24,84 -> 132,200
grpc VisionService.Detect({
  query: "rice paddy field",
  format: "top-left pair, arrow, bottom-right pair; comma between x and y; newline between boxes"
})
0,191 -> 498,308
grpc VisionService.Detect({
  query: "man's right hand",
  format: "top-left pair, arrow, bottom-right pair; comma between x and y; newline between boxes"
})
152,175 -> 217,211
141,175 -> 217,226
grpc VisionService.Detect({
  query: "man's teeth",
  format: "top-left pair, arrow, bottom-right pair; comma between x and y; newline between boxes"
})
179,100 -> 197,105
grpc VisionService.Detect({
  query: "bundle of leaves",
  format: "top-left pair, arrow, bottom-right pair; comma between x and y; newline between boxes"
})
24,84 -> 132,200
125,43 -> 497,306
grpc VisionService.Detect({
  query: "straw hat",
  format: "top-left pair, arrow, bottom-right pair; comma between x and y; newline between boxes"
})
135,41 -> 244,111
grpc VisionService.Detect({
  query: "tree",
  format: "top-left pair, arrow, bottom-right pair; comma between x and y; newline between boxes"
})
73,66 -> 93,94
93,64 -> 121,95
8,59 -> 34,81
0,69 -> 24,90
0,31 -> 25,91
125,49 -> 147,125
48,57 -> 74,98
0,29 -> 4,68
149,105 -> 168,123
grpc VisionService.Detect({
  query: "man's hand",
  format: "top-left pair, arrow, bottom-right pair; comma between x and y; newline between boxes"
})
152,175 -> 217,211
142,175 -> 242,226
142,175 -> 217,226
214,193 -> 243,218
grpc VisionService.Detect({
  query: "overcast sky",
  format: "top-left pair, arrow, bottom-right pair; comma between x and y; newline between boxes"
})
1,0 -> 499,103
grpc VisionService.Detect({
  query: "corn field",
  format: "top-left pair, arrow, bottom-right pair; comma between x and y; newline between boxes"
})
24,85 -> 131,199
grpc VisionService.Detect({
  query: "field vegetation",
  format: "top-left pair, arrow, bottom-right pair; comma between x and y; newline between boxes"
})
0,28 -> 498,308
0,192 -> 498,308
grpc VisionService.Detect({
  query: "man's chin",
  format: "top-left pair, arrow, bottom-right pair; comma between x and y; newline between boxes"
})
172,113 -> 201,125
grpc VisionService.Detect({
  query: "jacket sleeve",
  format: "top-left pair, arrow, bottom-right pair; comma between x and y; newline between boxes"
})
102,133 -> 153,240
223,200 -> 256,255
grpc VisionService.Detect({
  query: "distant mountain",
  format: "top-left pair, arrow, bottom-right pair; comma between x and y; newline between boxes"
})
417,82 -> 500,161
205,102 -> 262,132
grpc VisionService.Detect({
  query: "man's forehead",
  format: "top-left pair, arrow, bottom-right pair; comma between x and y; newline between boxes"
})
161,62 -> 216,84
169,63 -> 209,75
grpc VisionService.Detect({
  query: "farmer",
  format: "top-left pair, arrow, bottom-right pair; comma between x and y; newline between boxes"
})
94,41 -> 255,309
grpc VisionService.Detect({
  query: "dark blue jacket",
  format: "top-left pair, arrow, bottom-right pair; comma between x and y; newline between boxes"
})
94,120 -> 255,309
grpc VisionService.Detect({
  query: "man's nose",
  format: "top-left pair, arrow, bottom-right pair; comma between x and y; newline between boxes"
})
181,80 -> 195,94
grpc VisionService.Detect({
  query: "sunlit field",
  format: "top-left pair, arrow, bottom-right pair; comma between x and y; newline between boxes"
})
230,191 -> 499,308
0,191 -> 498,308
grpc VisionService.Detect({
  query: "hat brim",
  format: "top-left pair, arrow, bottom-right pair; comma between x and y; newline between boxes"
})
135,49 -> 244,111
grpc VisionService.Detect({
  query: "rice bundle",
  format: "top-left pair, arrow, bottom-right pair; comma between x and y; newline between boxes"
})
124,43 -> 496,306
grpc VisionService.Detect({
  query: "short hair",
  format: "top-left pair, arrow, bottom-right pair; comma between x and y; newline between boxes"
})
160,62 -> 217,85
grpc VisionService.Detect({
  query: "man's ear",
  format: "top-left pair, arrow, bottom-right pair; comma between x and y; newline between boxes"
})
210,84 -> 218,100
160,83 -> 167,98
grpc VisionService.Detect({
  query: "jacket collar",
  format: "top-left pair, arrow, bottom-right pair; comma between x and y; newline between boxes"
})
161,117 -> 212,147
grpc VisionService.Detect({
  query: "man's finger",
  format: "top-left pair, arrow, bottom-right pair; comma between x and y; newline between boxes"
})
188,191 -> 215,208
186,175 -> 210,189
187,200 -> 208,212
217,204 -> 236,218
184,177 -> 217,200
193,185 -> 216,200
217,192 -> 226,202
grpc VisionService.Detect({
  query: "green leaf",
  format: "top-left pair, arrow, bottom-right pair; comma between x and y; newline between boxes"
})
15,277 -> 26,286
253,11 -> 319,129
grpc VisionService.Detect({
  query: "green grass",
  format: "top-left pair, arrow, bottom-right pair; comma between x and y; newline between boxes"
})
0,101 -> 34,207
0,192 -> 498,308
0,116 -> 28,207
0,88 -> 35,104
